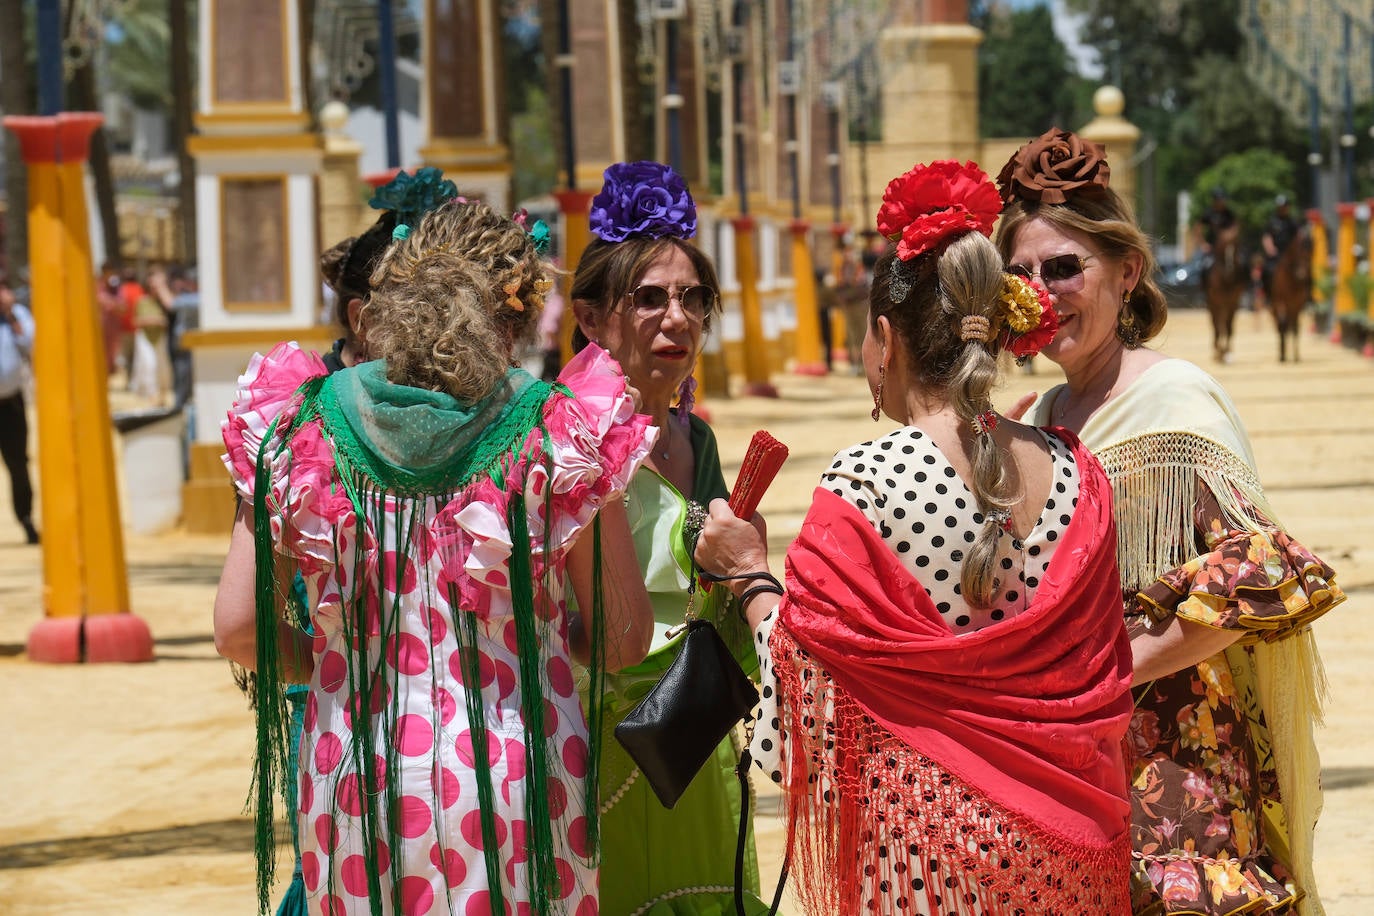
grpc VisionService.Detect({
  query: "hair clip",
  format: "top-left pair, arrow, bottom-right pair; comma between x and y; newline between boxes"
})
533,277 -> 554,295
888,257 -> 917,304
988,508 -> 1013,533
392,223 -> 411,241
971,410 -> 998,435
528,219 -> 551,254
503,280 -> 524,312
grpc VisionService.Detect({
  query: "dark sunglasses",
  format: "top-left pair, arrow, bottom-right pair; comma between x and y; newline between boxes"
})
1007,253 -> 1096,291
626,284 -> 715,319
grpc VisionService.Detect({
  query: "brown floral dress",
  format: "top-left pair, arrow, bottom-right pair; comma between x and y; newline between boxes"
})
1125,488 -> 1342,915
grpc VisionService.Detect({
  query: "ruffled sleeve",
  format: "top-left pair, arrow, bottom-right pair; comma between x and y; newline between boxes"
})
221,343 -> 347,573
1132,485 -> 1345,641
221,341 -> 329,499
529,343 -> 655,552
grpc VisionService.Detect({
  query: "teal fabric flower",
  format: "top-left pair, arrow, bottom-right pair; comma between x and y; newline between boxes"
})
368,167 -> 460,230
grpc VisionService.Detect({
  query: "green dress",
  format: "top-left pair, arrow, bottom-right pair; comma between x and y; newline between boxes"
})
592,414 -> 769,916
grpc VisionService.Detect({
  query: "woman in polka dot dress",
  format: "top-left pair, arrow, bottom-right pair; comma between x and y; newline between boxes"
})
694,161 -> 1135,915
215,200 -> 657,915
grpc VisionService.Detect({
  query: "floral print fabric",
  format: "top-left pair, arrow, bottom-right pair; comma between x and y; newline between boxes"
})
1125,488 -> 1343,915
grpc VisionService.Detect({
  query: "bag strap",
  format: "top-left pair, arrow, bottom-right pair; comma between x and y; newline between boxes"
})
735,745 -> 789,916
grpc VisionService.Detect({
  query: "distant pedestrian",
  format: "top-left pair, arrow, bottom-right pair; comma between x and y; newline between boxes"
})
0,275 -> 38,544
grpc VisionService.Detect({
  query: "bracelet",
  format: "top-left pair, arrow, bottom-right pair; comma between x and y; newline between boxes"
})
699,569 -> 779,588
738,582 -> 784,608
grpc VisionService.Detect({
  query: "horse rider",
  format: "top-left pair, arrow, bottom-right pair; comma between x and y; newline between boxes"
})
1260,194 -> 1302,302
1195,186 -> 1239,287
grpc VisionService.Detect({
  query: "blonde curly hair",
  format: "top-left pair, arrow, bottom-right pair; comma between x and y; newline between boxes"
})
363,200 -> 548,401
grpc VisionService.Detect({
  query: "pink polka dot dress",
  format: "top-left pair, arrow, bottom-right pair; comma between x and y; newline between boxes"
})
223,342 -> 654,915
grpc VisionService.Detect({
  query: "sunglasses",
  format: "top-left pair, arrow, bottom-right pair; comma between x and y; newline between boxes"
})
1007,253 -> 1097,291
625,284 -> 715,320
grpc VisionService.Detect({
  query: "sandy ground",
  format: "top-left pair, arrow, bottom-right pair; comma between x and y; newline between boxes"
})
1,308 -> 1370,914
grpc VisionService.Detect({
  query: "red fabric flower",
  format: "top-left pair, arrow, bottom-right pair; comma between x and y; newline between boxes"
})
876,160 -> 1002,261
1003,279 -> 1060,357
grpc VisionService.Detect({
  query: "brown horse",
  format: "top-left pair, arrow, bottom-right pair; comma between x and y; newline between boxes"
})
1204,225 -> 1246,363
1269,227 -> 1312,363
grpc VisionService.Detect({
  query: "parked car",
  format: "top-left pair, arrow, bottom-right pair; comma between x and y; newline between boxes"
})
1155,250 -> 1207,309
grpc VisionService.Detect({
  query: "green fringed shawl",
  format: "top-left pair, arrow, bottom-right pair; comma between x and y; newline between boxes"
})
248,363 -> 606,916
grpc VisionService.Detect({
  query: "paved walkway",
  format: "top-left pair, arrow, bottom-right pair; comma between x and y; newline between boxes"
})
0,308 -> 1370,913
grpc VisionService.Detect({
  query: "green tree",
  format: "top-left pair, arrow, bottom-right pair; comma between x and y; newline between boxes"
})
1063,0 -> 1311,240
1191,148 -> 1295,243
976,4 -> 1083,138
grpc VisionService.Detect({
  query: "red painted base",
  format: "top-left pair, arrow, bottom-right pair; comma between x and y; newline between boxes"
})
84,613 -> 155,663
690,403 -> 713,424
26,617 -> 83,664
1329,328 -> 1342,344
792,362 -> 828,377
1362,341 -> 1374,358
743,381 -> 781,399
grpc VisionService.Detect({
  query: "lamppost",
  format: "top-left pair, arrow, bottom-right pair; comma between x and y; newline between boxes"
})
554,0 -> 594,364
783,0 -> 825,376
729,0 -> 777,397
377,0 -> 401,169
652,0 -> 687,172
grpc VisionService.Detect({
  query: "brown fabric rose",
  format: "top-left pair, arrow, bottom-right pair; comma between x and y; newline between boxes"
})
997,127 -> 1111,205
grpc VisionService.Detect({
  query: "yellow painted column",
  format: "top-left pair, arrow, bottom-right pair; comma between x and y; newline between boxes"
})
732,215 -> 777,397
4,118 -> 85,632
1335,202 -> 1356,318
5,114 -> 152,663
789,220 -> 826,376
554,188 -> 594,363
56,113 -> 130,619
1307,209 -> 1328,308
1366,200 -> 1374,329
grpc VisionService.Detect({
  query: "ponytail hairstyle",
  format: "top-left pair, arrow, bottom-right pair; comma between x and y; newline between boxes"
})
870,232 -> 1017,608
364,199 -> 550,401
872,159 -> 1056,608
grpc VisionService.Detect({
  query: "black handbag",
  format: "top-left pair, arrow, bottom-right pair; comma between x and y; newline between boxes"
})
613,617 -> 759,809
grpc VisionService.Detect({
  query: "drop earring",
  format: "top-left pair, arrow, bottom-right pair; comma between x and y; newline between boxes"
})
871,365 -> 885,422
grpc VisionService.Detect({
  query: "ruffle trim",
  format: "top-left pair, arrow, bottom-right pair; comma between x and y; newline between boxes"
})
426,344 -> 653,612
1132,851 -> 1300,916
221,341 -> 329,499
1134,527 -> 1345,642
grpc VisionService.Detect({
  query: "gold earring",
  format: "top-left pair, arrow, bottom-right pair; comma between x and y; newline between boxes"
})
871,365 -> 885,422
1117,291 -> 1141,349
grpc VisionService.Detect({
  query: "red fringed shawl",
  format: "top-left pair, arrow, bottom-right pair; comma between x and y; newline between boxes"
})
775,432 -> 1133,915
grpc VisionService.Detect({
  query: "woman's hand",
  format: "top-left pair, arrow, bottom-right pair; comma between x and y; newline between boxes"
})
694,498 -> 770,580
1004,391 -> 1037,422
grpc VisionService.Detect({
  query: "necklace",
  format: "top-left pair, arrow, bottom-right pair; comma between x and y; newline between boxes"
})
657,421 -> 674,462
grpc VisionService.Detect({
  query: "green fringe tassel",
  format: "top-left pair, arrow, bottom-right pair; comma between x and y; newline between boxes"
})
455,600 -> 508,913
251,415 -> 294,915
507,490 -> 559,910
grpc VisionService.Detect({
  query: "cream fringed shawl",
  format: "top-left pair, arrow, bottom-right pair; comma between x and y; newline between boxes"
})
1030,358 -> 1329,916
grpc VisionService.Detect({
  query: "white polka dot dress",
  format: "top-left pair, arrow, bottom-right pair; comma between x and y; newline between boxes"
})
747,426 -> 1083,910
822,425 -> 1079,632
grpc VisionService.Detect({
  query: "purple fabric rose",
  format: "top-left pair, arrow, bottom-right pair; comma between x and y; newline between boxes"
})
589,161 -> 698,242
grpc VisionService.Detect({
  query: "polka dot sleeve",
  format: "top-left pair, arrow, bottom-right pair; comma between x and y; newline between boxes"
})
748,608 -> 785,783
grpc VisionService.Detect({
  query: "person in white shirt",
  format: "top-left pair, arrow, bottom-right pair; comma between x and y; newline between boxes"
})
0,275 -> 38,544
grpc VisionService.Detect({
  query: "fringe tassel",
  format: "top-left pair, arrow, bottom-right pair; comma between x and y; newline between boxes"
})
1253,629 -> 1329,916
774,630 -> 1131,916
507,490 -> 559,910
1098,433 -> 1274,595
251,417 -> 294,915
